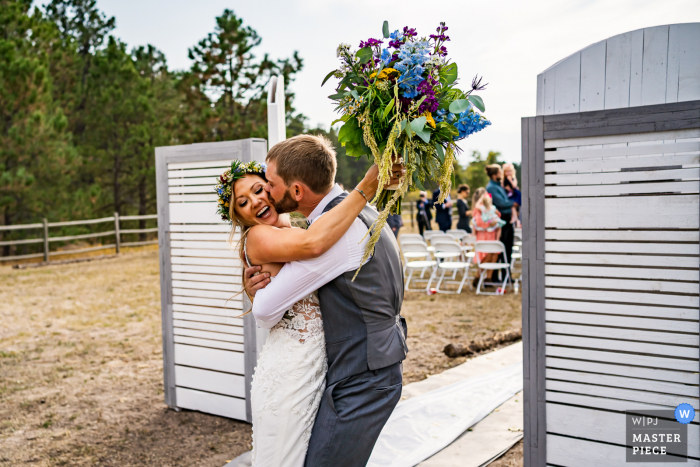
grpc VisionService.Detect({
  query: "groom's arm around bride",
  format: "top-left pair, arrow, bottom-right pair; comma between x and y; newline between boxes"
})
244,135 -> 408,467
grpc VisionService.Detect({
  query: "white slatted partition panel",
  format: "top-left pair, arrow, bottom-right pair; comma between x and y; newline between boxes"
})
156,139 -> 268,422
537,23 -> 700,115
543,128 -> 700,466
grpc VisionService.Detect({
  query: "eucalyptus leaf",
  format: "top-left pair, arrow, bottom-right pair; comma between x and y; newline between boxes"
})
404,120 -> 413,139
322,70 -> 337,87
415,128 -> 431,143
328,92 -> 346,100
356,47 -> 373,65
382,21 -> 390,39
434,143 -> 445,163
468,95 -> 485,112
351,89 -> 361,101
382,98 -> 395,120
449,99 -> 470,114
442,63 -> 458,85
410,116 -> 427,133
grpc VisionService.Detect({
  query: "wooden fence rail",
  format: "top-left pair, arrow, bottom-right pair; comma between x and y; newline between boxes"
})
0,213 -> 157,262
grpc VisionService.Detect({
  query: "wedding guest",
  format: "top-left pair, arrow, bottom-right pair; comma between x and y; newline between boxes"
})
432,187 -> 453,232
503,163 -> 522,227
416,191 -> 432,236
455,184 -> 471,233
387,213 -> 403,238
472,188 -> 501,286
486,164 -> 518,280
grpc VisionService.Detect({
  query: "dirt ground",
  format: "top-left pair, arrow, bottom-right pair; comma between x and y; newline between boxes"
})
1,245 -> 522,466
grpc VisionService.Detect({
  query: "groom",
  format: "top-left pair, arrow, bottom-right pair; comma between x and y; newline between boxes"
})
243,134 -> 408,467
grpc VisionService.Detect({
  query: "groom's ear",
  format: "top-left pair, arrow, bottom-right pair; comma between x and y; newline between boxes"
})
291,182 -> 305,201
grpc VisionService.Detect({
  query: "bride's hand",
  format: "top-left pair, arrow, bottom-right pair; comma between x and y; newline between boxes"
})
244,265 -> 270,299
357,163 -> 406,199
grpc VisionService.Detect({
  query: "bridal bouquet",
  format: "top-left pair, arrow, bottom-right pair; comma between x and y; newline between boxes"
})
323,21 -> 490,259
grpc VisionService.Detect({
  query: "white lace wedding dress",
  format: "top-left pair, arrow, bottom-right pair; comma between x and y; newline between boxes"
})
250,285 -> 328,467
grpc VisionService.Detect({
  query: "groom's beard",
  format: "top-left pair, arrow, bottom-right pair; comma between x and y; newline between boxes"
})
269,189 -> 299,214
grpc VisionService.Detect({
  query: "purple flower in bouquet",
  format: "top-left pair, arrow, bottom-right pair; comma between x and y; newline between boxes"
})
403,26 -> 418,38
388,30 -> 404,49
359,38 -> 383,49
417,79 -> 439,113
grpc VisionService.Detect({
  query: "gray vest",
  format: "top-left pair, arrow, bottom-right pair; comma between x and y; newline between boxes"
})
318,194 -> 408,385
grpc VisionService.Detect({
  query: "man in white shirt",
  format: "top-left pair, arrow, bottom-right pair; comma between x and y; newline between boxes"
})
243,134 -> 407,467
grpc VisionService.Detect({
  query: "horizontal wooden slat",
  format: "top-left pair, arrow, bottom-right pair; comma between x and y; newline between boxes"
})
546,311 -> 698,333
169,224 -> 231,233
173,312 -> 243,327
547,380 -> 698,408
545,276 -> 698,294
0,237 -> 43,246
173,319 -> 243,335
547,391 -> 673,413
170,256 -> 240,267
545,229 -> 699,242
546,346 -> 699,372
169,202 -> 221,224
171,249 -> 240,260
545,128 -> 700,148
175,365 -> 245,398
546,299 -> 700,320
0,222 -> 43,231
547,322 -> 699,346
547,368 -> 698,397
168,167 -> 227,178
173,303 -> 245,319
547,405 -> 699,455
167,159 -> 233,170
545,287 -> 699,308
174,335 -> 244,352
546,180 -> 699,197
173,327 -> 244,343
172,280 -> 240,293
171,240 -> 233,250
545,195 -> 699,229
172,272 -> 242,284
175,387 -> 246,421
171,264 -> 239,276
546,334 -> 698,358
174,344 -> 243,374
545,264 -> 699,281
547,427 -> 700,466
172,296 -> 242,309
119,214 -> 157,221
545,140 -> 700,161
545,153 -> 700,174
545,241 -> 698,255
48,216 -> 114,227
171,232 -> 233,241
169,185 -> 221,194
546,168 -> 699,185
167,177 -> 217,187
173,287 -> 240,300
545,252 -> 698,268
170,194 -> 218,202
546,357 -> 699,385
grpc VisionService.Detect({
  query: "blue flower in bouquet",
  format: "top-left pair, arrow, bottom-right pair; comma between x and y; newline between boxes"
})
434,109 -> 456,123
395,41 -> 430,97
380,48 -> 392,65
388,30 -> 404,48
454,110 -> 491,140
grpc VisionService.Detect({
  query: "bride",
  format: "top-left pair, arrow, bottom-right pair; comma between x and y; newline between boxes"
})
218,159 -> 381,466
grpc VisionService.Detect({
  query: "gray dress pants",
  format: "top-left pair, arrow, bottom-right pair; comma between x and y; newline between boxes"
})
304,362 -> 402,467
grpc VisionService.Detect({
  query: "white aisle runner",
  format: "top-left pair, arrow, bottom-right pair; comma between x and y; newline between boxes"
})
366,361 -> 523,467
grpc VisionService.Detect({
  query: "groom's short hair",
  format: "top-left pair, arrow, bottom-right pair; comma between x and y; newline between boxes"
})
266,134 -> 337,194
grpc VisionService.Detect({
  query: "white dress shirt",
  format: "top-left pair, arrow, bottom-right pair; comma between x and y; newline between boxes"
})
251,184 -> 370,329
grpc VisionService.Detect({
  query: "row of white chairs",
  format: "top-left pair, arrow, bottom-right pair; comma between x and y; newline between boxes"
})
399,230 -> 519,295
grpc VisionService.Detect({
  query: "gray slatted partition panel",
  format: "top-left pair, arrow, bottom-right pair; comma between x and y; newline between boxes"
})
537,23 -> 700,116
523,101 -> 700,466
156,138 -> 267,422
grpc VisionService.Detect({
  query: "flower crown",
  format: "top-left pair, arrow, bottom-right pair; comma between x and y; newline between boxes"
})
215,160 -> 267,222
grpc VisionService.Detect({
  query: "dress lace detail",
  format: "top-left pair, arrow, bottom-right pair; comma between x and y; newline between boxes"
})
250,284 -> 327,467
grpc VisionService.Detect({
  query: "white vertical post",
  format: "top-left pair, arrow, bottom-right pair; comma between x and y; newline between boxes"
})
114,212 -> 121,254
267,75 -> 287,150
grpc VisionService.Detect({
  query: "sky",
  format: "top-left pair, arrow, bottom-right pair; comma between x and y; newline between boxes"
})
94,0 -> 700,164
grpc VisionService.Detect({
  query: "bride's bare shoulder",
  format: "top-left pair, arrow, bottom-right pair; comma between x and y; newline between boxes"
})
246,224 -> 278,245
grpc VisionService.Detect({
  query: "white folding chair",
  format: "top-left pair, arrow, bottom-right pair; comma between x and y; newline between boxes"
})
423,230 -> 440,244
431,242 -> 470,294
399,234 -> 424,247
474,241 -> 511,295
403,243 -> 437,292
446,229 -> 468,243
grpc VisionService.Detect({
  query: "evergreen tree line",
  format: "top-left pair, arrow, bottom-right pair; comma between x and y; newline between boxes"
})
0,0 -> 513,255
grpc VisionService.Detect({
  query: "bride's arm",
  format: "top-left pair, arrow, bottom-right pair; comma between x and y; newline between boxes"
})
246,163 -> 402,264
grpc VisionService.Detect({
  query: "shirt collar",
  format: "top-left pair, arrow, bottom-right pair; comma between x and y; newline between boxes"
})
308,184 -> 344,222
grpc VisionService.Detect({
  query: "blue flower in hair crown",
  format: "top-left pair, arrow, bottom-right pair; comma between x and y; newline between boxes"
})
215,160 -> 267,222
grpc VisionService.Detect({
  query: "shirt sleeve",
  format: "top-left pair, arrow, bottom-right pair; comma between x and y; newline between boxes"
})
250,217 -> 368,329
488,185 -> 514,210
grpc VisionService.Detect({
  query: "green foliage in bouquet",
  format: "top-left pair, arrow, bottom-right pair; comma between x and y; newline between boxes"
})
324,21 -> 491,263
